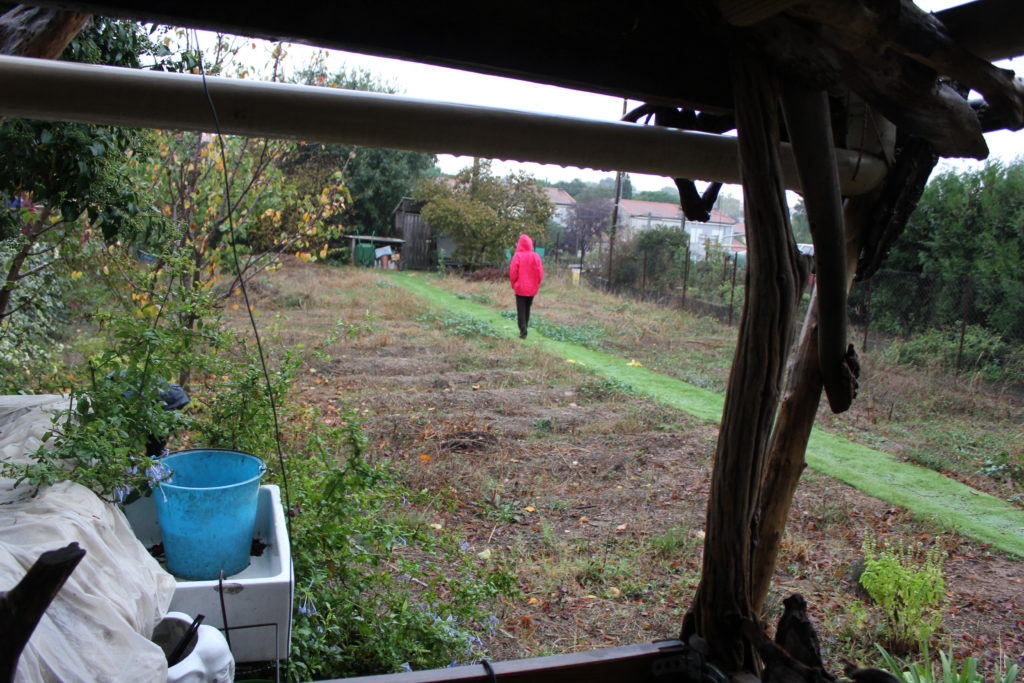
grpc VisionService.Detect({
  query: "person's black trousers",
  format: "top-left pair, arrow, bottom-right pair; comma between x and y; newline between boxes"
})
515,294 -> 534,338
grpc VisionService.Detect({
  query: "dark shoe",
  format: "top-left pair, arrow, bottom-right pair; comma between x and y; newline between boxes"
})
519,332 -> 527,339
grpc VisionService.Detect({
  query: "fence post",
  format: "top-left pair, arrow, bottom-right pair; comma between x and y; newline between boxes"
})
682,244 -> 691,308
641,251 -> 648,301
862,277 -> 872,352
955,275 -> 973,376
728,253 -> 739,325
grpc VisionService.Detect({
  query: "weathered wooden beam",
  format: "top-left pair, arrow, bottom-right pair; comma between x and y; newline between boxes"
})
683,52 -> 802,675
19,1 -> 737,113
750,194 -> 874,613
743,12 -> 987,158
780,84 -> 857,414
857,132 -> 938,281
935,0 -> 1024,63
0,543 -> 87,683
788,0 -> 1024,132
327,640 -> 687,683
0,6 -> 89,58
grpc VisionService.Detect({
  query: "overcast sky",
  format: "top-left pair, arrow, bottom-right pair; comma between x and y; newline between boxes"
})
229,0 -> 1024,197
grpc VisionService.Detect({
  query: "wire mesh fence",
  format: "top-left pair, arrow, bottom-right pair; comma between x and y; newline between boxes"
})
578,259 -> 1024,387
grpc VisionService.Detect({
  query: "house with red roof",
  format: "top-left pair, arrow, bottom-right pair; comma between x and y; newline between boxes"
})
541,187 -> 577,227
618,199 -> 743,259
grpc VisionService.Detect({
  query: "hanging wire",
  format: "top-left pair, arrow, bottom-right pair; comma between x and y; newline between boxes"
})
192,42 -> 296,663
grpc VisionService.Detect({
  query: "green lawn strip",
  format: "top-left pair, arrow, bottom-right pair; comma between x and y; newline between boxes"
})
391,272 -> 1024,557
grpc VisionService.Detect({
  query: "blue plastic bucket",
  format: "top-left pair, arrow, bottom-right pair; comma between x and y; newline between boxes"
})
154,449 -> 266,580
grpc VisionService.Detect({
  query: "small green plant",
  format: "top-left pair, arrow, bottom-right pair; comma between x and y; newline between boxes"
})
578,377 -> 637,400
859,536 -> 947,654
499,311 -> 604,347
532,416 -> 554,433
650,524 -> 698,558
874,644 -> 1020,683
455,292 -> 494,305
439,312 -> 497,338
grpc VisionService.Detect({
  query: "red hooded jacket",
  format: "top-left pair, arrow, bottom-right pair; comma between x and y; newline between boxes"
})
509,234 -> 544,297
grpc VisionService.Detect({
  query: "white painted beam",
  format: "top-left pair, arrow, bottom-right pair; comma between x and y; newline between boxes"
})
0,55 -> 886,196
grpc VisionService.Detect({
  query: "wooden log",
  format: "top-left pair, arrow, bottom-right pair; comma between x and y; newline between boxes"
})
751,194 -> 874,613
787,0 -> 1024,131
0,6 -> 89,58
683,52 -> 802,675
856,132 -> 938,281
741,12 -> 987,158
0,542 -> 87,683
780,83 -> 857,414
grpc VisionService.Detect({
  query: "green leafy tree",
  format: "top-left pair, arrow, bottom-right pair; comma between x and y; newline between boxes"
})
416,161 -> 552,266
279,63 -> 438,237
0,19 -> 198,388
634,187 -> 680,204
789,198 -> 812,244
0,19 -> 195,322
129,45 -> 348,386
858,160 -> 1024,343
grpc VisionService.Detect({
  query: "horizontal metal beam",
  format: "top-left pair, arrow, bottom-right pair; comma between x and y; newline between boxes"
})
0,55 -> 886,196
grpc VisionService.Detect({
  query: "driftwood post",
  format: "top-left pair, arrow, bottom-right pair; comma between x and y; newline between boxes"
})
0,542 -> 87,682
683,53 -> 802,673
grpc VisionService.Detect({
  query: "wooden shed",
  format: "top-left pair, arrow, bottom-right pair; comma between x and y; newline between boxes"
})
393,197 -> 430,270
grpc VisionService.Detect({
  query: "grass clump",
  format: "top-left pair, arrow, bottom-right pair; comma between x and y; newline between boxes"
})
874,644 -> 1020,683
577,377 -> 636,400
418,311 -> 498,338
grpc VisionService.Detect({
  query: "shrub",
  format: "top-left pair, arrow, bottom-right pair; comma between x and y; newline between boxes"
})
463,267 -> 507,282
0,238 -> 72,393
278,409 -> 516,680
882,326 -> 1024,384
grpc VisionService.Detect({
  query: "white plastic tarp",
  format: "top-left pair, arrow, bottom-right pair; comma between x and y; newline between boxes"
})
0,395 -> 176,682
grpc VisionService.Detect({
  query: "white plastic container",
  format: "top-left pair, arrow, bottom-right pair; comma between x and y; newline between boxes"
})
153,611 -> 234,682
126,484 -> 293,663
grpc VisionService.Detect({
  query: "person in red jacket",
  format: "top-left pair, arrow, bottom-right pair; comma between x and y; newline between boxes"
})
509,233 -> 544,339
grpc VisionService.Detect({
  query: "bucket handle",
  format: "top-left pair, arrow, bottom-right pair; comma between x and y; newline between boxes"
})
258,462 -> 267,476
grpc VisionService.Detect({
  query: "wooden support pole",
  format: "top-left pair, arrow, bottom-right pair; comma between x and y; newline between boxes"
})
781,83 -> 858,414
0,542 -> 87,682
683,54 -> 802,674
751,195 -> 873,614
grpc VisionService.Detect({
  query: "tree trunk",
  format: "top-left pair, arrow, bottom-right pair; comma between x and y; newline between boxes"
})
751,195 -> 873,614
683,54 -> 802,674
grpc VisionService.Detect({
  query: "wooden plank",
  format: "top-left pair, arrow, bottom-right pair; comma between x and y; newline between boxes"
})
328,640 -> 685,683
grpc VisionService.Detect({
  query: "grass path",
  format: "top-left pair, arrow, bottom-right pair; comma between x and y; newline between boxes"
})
392,272 -> 1024,557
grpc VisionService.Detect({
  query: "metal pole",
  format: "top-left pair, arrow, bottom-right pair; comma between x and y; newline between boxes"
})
0,55 -> 887,195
